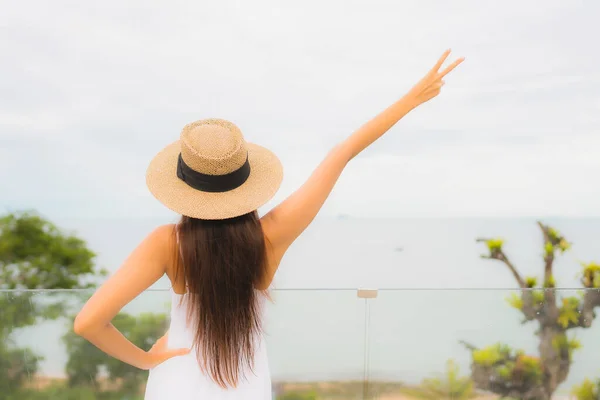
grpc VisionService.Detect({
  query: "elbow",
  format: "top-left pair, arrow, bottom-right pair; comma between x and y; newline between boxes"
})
331,143 -> 353,165
73,314 -> 92,337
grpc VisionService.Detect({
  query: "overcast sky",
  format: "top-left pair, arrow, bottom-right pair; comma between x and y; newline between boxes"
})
2,0 -> 599,219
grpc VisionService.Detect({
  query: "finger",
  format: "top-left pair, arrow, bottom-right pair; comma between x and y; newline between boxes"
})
432,49 -> 452,72
438,57 -> 465,78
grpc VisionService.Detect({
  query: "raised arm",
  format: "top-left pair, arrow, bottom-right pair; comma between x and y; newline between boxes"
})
259,50 -> 464,286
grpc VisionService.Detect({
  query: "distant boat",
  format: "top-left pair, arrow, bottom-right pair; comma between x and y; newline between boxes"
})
394,247 -> 403,252
337,214 -> 350,220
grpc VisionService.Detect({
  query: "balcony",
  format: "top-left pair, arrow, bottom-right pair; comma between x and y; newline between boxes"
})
2,287 -> 599,399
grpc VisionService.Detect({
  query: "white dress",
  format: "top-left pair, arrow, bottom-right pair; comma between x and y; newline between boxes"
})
144,289 -> 272,399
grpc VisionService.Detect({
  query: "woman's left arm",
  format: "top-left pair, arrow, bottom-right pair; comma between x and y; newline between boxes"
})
74,224 -> 189,370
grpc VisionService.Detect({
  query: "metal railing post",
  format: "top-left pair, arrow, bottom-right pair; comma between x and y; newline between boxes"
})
358,289 -> 378,399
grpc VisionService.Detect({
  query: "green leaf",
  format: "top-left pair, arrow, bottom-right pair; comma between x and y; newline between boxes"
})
545,242 -> 554,256
558,238 -> 571,252
558,297 -> 581,328
506,293 -> 523,310
532,290 -> 545,306
472,344 -> 511,367
485,239 -> 504,252
525,276 -> 537,288
544,275 -> 556,288
582,262 -> 600,288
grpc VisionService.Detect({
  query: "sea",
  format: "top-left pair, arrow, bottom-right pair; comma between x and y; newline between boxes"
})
7,216 -> 600,395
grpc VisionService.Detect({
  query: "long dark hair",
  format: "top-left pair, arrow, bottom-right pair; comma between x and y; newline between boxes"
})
173,211 -> 269,388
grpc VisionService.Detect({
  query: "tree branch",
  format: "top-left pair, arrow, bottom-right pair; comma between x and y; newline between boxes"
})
574,289 -> 600,328
459,340 -> 478,351
536,222 -> 561,324
477,238 -> 526,288
476,238 -> 540,321
537,221 -> 554,286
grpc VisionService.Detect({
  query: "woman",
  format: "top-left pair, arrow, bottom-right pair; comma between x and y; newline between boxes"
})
74,49 -> 464,399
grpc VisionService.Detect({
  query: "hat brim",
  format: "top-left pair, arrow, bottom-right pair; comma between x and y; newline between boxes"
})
146,141 -> 283,220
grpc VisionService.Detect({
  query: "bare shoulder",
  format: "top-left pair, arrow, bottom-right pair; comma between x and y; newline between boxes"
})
148,223 -> 177,245
138,224 -> 178,263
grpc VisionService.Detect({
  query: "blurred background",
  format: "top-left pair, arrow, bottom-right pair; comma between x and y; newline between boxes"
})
1,0 -> 599,398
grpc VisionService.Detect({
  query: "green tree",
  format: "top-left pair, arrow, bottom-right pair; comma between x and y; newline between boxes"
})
63,312 -> 168,395
0,211 -> 101,290
0,211 -> 102,394
0,344 -> 40,392
463,222 -> 600,400
402,359 -> 475,399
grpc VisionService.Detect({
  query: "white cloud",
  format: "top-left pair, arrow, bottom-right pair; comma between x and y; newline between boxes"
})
1,0 -> 599,218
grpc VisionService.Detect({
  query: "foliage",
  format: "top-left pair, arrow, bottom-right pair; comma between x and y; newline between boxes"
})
472,343 -> 512,367
469,222 -> 600,399
8,385 -> 144,400
558,297 -> 581,328
0,341 -> 42,391
0,211 -> 102,396
544,274 -> 556,288
277,391 -> 318,400
544,242 -> 554,257
572,378 -> 600,400
471,344 -> 543,387
532,290 -> 545,305
0,211 -> 102,340
507,293 -> 523,310
402,359 -> 474,399
0,211 -> 172,398
63,312 -> 168,394
0,211 -> 104,290
508,289 -> 546,312
552,334 -> 581,361
548,228 -> 571,253
485,238 -> 504,252
515,355 -> 544,385
525,276 -> 537,288
582,262 -> 600,288
0,211 -> 101,337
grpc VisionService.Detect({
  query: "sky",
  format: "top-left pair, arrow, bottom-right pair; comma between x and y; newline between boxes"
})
1,0 -> 599,220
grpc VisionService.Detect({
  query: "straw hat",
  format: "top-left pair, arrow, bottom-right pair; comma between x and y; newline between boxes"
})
146,118 -> 283,220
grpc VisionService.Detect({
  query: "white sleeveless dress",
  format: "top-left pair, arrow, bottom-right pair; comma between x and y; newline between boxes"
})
144,289 -> 272,399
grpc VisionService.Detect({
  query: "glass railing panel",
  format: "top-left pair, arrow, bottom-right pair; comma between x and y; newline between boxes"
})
1,288 -> 172,399
1,288 -> 368,400
266,289 -> 368,400
366,288 -> 600,399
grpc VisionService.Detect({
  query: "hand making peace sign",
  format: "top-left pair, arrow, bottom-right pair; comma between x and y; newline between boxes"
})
407,49 -> 465,106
